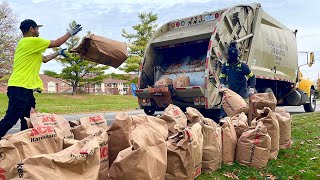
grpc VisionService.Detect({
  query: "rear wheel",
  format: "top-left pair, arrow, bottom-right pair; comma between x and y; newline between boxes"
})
303,89 -> 316,112
144,108 -> 155,115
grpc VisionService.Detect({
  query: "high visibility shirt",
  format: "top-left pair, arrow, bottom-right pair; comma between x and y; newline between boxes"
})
8,37 -> 50,90
219,61 -> 256,92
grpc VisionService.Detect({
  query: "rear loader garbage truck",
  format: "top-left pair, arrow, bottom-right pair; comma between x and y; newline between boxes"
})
135,3 -> 316,115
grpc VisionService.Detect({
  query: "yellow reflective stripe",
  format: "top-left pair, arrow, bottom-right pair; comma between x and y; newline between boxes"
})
225,62 -> 229,66
220,73 -> 227,78
246,72 -> 254,78
237,63 -> 242,67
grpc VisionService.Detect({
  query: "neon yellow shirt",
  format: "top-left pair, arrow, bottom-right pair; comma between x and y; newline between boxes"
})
8,37 -> 50,90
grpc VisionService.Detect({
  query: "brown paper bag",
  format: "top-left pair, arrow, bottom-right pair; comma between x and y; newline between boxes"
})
190,123 -> 203,178
185,107 -> 205,126
70,115 -> 108,140
0,139 -> 21,180
253,107 -> 280,159
166,129 -> 194,180
107,112 -> 133,166
155,77 -> 173,87
130,114 -> 169,140
71,34 -> 128,68
29,110 -> 74,139
161,104 -> 187,135
231,112 -> 249,138
236,121 -> 271,169
248,92 -> 277,123
221,117 -> 237,165
275,108 -> 292,149
109,122 -> 167,180
0,126 -> 64,179
4,126 -> 64,160
222,88 -> 247,117
202,120 -> 222,172
173,76 -> 190,88
9,132 -> 108,180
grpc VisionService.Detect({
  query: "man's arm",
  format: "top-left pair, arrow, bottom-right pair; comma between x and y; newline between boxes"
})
242,63 -> 256,88
48,33 -> 71,48
43,52 -> 59,63
219,63 -> 227,85
43,48 -> 68,63
48,24 -> 82,48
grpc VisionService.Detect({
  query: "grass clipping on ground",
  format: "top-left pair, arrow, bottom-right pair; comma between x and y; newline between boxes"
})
199,112 -> 320,180
0,93 -> 138,116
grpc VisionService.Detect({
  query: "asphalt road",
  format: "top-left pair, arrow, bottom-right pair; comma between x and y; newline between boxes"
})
4,102 -> 320,136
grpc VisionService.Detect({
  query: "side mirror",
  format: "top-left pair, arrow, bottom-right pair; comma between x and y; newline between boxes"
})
308,52 -> 315,67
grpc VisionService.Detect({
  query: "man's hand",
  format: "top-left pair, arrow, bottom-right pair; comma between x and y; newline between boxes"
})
219,84 -> 226,92
248,88 -> 255,97
67,24 -> 82,36
58,48 -> 68,58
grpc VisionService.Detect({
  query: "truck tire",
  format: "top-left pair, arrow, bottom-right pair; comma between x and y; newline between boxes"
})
303,89 -> 316,112
144,108 -> 155,115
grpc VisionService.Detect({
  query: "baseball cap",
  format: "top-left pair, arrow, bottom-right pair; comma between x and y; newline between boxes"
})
19,19 -> 43,32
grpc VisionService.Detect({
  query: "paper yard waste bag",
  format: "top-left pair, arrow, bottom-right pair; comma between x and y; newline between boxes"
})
165,129 -> 194,180
0,126 -> 64,179
231,112 -> 249,138
155,77 -> 173,87
275,108 -> 292,149
253,107 -> 280,159
130,114 -> 169,140
70,115 -> 108,140
221,117 -> 237,165
222,88 -> 247,117
173,76 -> 190,88
107,112 -> 133,167
236,121 -> 271,169
9,132 -> 108,180
108,122 -> 167,180
248,92 -> 277,123
71,34 -> 128,68
185,107 -> 205,127
0,139 -> 21,180
202,119 -> 222,172
190,123 -> 203,178
161,104 -> 187,135
29,109 -> 74,139
4,126 -> 64,160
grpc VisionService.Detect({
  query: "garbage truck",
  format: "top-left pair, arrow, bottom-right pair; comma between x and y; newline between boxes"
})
135,3 -> 316,115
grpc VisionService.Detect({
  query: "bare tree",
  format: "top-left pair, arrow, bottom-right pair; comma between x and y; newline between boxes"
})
0,1 -> 19,81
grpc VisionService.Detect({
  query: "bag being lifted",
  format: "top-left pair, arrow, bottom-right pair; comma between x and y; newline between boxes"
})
71,34 -> 128,68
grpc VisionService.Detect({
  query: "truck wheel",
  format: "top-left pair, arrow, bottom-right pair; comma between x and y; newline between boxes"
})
144,108 -> 155,115
303,89 -> 316,112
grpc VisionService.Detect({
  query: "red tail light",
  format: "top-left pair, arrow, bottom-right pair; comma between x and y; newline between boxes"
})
200,96 -> 205,102
194,97 -> 199,102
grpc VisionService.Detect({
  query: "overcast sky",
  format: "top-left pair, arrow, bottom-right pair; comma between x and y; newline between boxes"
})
6,0 -> 320,81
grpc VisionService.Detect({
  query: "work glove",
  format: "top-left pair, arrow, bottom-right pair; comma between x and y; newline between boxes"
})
248,88 -> 255,97
67,24 -> 82,36
219,84 -> 226,92
58,48 -> 68,58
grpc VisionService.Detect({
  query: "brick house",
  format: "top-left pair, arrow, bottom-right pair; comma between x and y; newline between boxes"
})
0,74 -> 137,95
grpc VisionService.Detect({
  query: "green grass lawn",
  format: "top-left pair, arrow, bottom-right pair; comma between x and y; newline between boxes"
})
0,93 -> 139,117
199,112 -> 320,179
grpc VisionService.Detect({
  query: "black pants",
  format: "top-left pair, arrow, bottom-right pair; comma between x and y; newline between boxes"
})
0,86 -> 36,138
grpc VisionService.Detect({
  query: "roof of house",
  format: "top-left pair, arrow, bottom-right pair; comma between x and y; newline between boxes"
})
39,74 -> 65,84
103,78 -> 128,84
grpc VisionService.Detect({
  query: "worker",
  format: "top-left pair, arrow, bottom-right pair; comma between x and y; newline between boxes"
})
0,19 -> 82,139
219,41 -> 256,118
